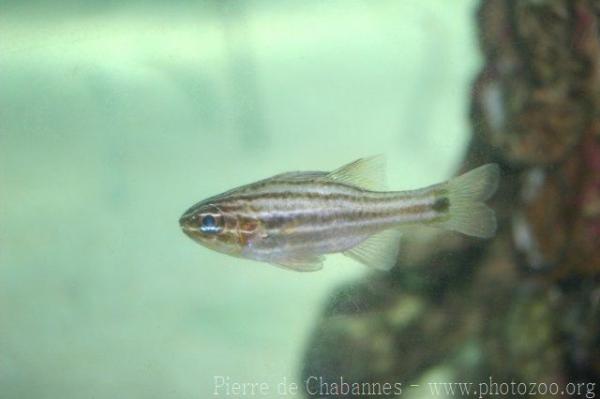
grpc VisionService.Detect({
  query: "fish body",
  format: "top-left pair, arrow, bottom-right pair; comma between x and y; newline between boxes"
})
179,157 -> 499,271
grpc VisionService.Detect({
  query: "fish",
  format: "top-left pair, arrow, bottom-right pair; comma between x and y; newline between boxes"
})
179,156 -> 499,272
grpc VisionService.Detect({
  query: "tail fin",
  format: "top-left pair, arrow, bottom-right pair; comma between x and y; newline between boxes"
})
437,163 -> 500,238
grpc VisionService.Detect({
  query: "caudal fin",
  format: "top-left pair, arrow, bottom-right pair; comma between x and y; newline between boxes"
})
437,163 -> 500,238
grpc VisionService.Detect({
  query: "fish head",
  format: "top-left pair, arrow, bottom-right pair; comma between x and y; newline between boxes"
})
179,197 -> 261,258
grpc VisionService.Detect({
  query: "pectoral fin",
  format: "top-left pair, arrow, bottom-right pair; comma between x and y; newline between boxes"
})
343,229 -> 403,271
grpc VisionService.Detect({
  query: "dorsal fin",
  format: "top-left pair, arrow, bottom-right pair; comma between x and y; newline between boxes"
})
343,228 -> 403,271
324,155 -> 387,191
268,171 -> 327,182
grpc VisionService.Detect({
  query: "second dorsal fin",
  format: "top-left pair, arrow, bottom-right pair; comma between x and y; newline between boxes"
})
325,155 -> 387,191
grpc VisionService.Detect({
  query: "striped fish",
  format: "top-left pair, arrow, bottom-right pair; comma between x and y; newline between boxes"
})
179,156 -> 499,272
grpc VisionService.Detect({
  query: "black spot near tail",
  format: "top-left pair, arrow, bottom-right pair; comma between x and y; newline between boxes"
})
432,197 -> 450,212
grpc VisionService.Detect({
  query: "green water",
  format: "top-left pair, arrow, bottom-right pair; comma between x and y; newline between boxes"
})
1,1 -> 478,397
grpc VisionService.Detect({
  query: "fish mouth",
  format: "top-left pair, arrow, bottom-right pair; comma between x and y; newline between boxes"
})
180,223 -> 204,244
180,223 -> 196,234
179,214 -> 197,236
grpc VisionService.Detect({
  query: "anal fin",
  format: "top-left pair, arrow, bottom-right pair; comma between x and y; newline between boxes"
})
343,229 -> 403,271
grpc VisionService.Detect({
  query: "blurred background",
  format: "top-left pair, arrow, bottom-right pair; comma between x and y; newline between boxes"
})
0,1 -> 479,397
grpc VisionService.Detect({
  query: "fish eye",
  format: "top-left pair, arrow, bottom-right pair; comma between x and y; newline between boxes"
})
200,214 -> 220,234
